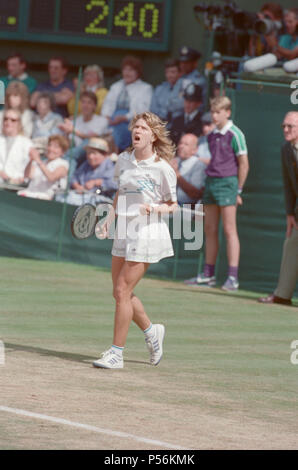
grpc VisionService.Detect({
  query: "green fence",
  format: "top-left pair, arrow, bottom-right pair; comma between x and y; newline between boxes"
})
0,84 -> 297,296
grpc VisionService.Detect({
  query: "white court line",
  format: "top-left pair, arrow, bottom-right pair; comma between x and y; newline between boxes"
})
0,405 -> 188,450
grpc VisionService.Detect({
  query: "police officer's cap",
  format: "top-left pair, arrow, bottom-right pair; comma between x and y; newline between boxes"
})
183,83 -> 202,102
179,46 -> 201,62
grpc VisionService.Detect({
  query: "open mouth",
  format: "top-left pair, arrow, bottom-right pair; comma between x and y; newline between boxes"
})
134,135 -> 141,143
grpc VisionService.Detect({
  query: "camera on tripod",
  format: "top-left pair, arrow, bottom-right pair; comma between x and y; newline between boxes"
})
194,0 -> 283,35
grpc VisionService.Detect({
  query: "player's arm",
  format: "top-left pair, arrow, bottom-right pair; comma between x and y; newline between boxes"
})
140,200 -> 178,215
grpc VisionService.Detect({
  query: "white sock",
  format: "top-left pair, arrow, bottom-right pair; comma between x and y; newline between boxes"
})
144,323 -> 155,339
111,345 -> 124,357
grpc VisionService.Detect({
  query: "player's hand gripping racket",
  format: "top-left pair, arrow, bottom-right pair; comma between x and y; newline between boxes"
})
71,203 -> 114,240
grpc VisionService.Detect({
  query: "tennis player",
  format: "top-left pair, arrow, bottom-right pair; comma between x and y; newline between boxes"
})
93,112 -> 178,369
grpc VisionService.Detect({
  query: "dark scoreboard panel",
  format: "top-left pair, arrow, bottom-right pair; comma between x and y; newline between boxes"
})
0,0 -> 171,51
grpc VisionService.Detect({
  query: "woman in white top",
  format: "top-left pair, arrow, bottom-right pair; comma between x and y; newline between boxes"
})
101,56 -> 153,152
93,112 -> 177,370
0,108 -> 33,183
18,134 -> 69,200
0,81 -> 34,138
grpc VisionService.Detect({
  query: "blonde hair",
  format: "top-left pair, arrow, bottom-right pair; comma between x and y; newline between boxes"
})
5,81 -> 30,112
129,112 -> 176,163
83,65 -> 105,88
210,96 -> 232,112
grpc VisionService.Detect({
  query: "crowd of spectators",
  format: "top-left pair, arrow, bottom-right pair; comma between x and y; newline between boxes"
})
0,2 -> 296,296
0,45 -> 211,205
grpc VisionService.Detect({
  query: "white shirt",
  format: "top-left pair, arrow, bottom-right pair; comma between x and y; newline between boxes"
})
24,158 -> 69,199
74,114 -> 109,146
114,150 -> 177,217
102,79 -> 153,121
0,135 -> 32,180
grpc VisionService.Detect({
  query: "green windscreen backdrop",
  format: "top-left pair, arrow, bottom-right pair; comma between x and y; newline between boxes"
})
0,87 -> 297,296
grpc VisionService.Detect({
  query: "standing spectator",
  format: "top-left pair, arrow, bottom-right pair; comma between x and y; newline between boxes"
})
0,81 -> 35,138
170,83 -> 203,146
259,112 -> 298,305
170,133 -> 206,206
18,135 -> 69,201
67,64 -> 108,116
0,109 -> 32,184
30,57 -> 74,118
178,46 -> 207,107
101,55 -> 153,152
150,59 -> 182,122
0,52 -> 37,94
197,96 -> 249,292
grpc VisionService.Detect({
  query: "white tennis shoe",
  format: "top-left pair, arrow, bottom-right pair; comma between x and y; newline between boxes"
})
145,324 -> 165,366
93,348 -> 124,369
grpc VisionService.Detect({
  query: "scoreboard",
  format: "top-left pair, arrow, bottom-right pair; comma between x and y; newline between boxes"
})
0,0 -> 172,51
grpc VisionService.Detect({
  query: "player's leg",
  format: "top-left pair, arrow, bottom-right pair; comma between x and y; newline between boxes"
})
111,256 -> 151,331
221,204 -> 240,291
112,259 -> 149,347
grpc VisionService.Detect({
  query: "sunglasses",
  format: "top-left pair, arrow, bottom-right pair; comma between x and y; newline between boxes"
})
4,116 -> 19,122
281,124 -> 297,129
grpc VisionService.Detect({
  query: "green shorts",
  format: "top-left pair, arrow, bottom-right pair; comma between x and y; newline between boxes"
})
202,176 -> 238,206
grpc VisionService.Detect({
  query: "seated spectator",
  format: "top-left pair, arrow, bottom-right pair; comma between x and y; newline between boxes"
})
0,52 -> 37,94
248,3 -> 283,58
178,46 -> 207,108
31,92 -> 64,155
0,81 -> 35,138
57,137 -> 117,206
67,65 -> 108,116
101,55 -> 153,152
0,109 -> 32,184
196,112 -> 215,165
30,56 -> 74,118
59,91 -> 109,147
170,84 -> 203,146
150,58 -> 182,122
170,133 -> 206,206
18,135 -> 70,201
59,91 -> 109,177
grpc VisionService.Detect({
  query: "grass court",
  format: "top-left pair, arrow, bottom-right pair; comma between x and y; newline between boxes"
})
0,256 -> 297,450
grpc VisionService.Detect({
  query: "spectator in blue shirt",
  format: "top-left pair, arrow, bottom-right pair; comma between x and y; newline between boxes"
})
30,57 -> 74,118
267,8 -> 298,62
178,47 -> 207,108
57,137 -> 117,206
150,59 -> 182,122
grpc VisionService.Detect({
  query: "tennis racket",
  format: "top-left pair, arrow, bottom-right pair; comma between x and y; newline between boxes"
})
71,202 -> 114,240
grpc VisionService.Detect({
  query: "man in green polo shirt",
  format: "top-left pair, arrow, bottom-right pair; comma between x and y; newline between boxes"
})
0,53 -> 37,95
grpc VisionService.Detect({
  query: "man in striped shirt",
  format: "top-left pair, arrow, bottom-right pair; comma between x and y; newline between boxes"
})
196,96 -> 249,291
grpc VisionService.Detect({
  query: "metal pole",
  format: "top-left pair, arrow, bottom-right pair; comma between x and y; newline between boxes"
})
56,66 -> 83,261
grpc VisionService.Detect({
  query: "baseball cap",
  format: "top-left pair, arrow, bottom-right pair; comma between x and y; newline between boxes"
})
85,137 -> 109,153
183,83 -> 202,102
179,46 -> 201,62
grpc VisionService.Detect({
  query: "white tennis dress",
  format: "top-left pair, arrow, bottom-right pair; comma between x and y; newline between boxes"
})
112,150 -> 177,263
